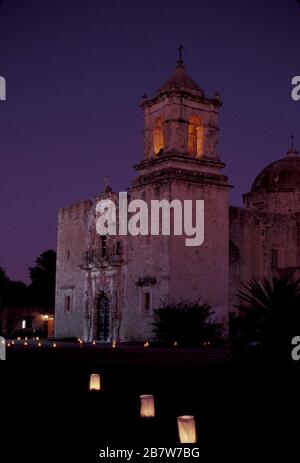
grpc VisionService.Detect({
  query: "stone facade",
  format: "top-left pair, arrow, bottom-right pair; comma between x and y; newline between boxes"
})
230,150 -> 300,310
55,57 -> 300,341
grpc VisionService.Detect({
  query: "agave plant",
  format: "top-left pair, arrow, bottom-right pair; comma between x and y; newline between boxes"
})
236,276 -> 300,352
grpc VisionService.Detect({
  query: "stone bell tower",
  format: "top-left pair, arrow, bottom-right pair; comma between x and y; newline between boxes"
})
122,49 -> 231,340
141,46 -> 222,161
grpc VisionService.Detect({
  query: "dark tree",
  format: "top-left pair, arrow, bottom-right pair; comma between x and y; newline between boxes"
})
5,280 -> 30,308
29,250 -> 56,311
0,266 -> 30,308
0,266 -> 9,308
0,266 -> 8,284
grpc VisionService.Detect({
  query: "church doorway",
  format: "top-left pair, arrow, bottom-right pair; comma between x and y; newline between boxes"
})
96,292 -> 110,341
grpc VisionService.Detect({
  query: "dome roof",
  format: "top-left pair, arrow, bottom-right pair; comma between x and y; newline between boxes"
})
156,59 -> 204,97
251,149 -> 300,193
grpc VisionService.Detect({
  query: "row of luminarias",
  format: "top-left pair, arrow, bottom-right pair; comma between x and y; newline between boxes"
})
9,338 -> 214,348
89,373 -> 196,444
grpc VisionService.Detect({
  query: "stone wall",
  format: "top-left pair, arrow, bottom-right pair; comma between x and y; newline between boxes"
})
229,206 -> 300,312
55,200 -> 92,338
169,181 -> 230,331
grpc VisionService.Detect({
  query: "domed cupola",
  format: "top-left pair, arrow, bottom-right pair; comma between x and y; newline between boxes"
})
243,141 -> 300,213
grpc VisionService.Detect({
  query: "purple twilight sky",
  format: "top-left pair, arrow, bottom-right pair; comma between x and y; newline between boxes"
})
0,0 -> 299,282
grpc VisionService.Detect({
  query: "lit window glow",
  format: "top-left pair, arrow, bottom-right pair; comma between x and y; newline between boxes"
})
188,115 -> 204,158
153,117 -> 164,155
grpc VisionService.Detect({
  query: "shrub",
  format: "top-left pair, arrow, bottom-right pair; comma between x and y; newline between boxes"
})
152,299 -> 222,346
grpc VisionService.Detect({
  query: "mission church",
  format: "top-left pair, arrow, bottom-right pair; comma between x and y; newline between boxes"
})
55,53 -> 300,341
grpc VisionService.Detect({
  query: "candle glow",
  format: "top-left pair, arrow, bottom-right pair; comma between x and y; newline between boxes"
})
177,415 -> 197,443
140,394 -> 155,418
89,373 -> 101,391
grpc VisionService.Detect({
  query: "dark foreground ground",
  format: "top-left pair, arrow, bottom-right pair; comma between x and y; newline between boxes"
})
1,341 -> 299,462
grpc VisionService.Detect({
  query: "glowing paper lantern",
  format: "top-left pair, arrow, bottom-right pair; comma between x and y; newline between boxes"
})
112,340 -> 116,348
38,343 -> 42,347
89,373 -> 101,391
140,395 -> 155,418
92,341 -> 96,345
53,343 -> 57,348
177,415 -> 196,443
144,341 -> 149,348
24,342 -> 28,346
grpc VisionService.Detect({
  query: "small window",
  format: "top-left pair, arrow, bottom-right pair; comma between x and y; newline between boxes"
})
116,240 -> 122,255
64,295 -> 71,311
143,292 -> 151,311
271,249 -> 279,269
101,236 -> 107,257
153,117 -> 164,155
297,223 -> 300,247
188,115 -> 204,157
22,320 -> 26,330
